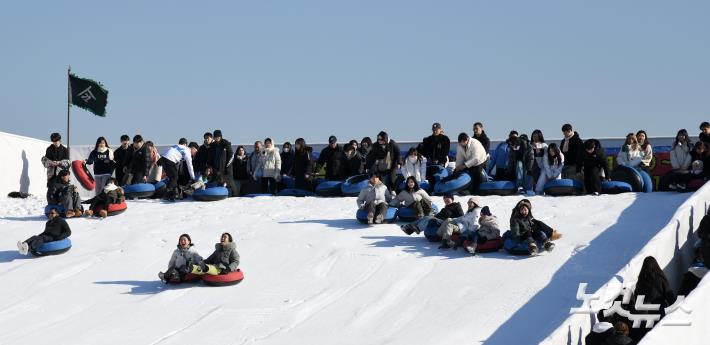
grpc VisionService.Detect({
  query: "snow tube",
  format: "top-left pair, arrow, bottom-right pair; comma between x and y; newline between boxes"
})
397,204 -> 439,222
423,219 -> 443,242
688,179 -> 707,191
433,172 -> 471,195
280,176 -> 295,189
167,273 -> 201,284
31,237 -> 72,257
315,180 -> 343,197
356,207 -> 398,224
602,181 -> 633,194
490,142 -> 509,174
44,204 -> 66,217
397,179 -> 432,193
502,231 -> 544,255
611,165 -> 648,192
192,186 -> 229,201
152,180 -> 167,199
478,180 -> 517,196
243,193 -> 274,197
543,179 -> 583,196
341,174 -> 370,196
123,183 -> 156,199
463,236 -> 504,253
93,201 -> 128,216
277,188 -> 316,197
72,160 -> 95,191
202,269 -> 245,287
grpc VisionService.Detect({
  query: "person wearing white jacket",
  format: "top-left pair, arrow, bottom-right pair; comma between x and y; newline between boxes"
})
455,133 -> 488,193
536,143 -> 565,194
159,234 -> 203,284
616,133 -> 643,168
662,129 -> 693,191
437,196 -> 482,249
259,138 -> 282,194
356,173 -> 392,224
402,147 -> 427,183
392,176 -> 432,217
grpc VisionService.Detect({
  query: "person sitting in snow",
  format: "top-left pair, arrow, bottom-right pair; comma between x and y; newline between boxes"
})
159,234 -> 203,284
356,172 -> 393,224
460,206 -> 501,255
17,207 -> 71,255
509,199 -> 562,255
46,169 -> 83,217
85,177 -> 124,218
392,176 -> 432,218
437,196 -> 483,250
192,232 -> 240,276
400,193 -> 464,235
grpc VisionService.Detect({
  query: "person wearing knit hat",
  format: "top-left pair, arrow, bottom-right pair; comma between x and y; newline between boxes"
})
159,233 -> 203,284
509,199 -> 562,255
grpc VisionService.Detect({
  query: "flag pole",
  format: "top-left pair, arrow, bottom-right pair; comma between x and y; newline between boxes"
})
67,66 -> 71,159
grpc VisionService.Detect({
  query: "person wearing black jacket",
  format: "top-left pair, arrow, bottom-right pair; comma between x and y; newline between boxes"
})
509,199 -> 559,255
41,132 -> 70,187
46,170 -> 83,217
293,138 -> 314,190
504,134 -> 535,192
577,139 -> 609,195
280,142 -> 294,177
631,256 -> 677,341
560,124 -> 584,179
194,132 -> 213,177
208,130 -> 237,196
473,122 -> 491,154
343,141 -> 364,178
401,193 -> 464,235
17,206 -> 71,255
85,136 -> 115,195
699,122 -> 710,146
114,134 -> 131,185
125,135 -> 151,184
232,146 -> 250,196
366,131 -> 401,190
316,135 -> 346,181
420,122 -> 451,166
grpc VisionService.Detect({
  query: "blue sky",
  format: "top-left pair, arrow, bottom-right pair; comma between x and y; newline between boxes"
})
1,1 -> 708,145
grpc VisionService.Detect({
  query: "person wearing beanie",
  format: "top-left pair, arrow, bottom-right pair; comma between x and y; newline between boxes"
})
316,135 -> 346,181
192,232 -> 240,276
509,199 -> 562,255
45,170 -> 83,217
461,205 -> 501,255
455,132 -> 487,194
159,233 -> 203,284
366,131 -> 401,190
41,132 -> 70,187
420,122 -> 451,167
207,129 -> 237,196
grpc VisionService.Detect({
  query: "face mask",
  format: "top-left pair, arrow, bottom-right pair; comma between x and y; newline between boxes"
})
408,156 -> 418,163
284,148 -> 290,153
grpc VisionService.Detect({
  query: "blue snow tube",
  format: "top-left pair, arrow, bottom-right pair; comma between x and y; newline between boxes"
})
543,179 -> 584,196
356,207 -> 398,224
433,172 -> 471,195
315,180 -> 344,197
478,180 -> 517,196
492,142 -> 509,173
639,169 -> 653,193
123,183 -> 156,199
423,219 -> 444,242
397,179 -> 432,193
192,186 -> 229,201
397,204 -> 439,222
277,188 -> 316,197
428,165 -> 450,182
44,204 -> 66,217
611,165 -> 653,193
31,237 -> 72,257
243,194 -> 274,197
152,180 -> 167,199
341,174 -> 370,196
602,181 -> 633,194
502,231 -> 544,255
281,175 -> 295,189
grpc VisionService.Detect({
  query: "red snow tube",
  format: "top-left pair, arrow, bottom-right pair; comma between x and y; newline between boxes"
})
472,237 -> 504,253
202,269 -> 244,287
93,201 -> 128,216
72,160 -> 95,191
167,273 -> 201,284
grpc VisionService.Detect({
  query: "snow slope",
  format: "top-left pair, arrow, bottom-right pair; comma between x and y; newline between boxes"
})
0,192 -> 691,345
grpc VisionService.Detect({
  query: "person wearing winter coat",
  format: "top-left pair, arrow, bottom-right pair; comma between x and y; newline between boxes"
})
672,141 -> 710,191
85,136 -> 116,195
292,138 -> 314,190
661,129 -> 692,191
317,135 -> 346,181
420,122 -> 450,166
617,133 -> 644,168
402,147 -> 427,184
85,177 -> 124,218
358,137 -> 372,158
631,256 -> 677,340
585,321 -> 616,345
635,130 -> 653,173
530,129 -> 548,186
114,134 -> 131,185
343,142 -> 364,178
437,196 -> 482,249
400,193 -> 464,235
579,139 -> 610,195
696,214 -> 710,271
366,131 -> 401,190
145,141 -> 162,183
46,170 -> 83,217
232,146 -> 250,196
259,138 -> 282,194
17,206 -> 71,255
461,206 -> 502,255
536,143 -> 565,194
42,132 -> 70,187
392,176 -> 432,217
560,124 -> 584,179
126,135 -> 152,184
473,122 -> 491,154
699,122 -> 710,146
194,232 -> 240,276
158,138 -> 197,201
509,199 -> 561,255
454,132 -> 487,193
504,134 -> 535,192
356,172 -> 393,224
158,234 -> 204,284
194,132 -> 213,178
208,130 -> 237,197
280,142 -> 294,177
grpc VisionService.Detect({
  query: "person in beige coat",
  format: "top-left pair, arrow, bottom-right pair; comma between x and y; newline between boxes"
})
259,138 -> 282,194
455,132 -> 488,193
392,176 -> 432,218
356,172 -> 392,224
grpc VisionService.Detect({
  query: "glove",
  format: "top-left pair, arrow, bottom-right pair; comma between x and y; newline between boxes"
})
218,263 -> 227,271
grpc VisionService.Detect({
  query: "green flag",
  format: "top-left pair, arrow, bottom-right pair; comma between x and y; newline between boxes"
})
69,73 -> 108,117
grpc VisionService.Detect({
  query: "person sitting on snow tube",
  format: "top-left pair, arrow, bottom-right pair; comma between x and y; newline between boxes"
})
509,199 -> 561,255
17,206 -> 71,255
46,170 -> 83,218
356,172 -> 392,224
460,206 -> 502,255
191,166 -> 225,190
400,193 -> 464,235
159,233 -> 203,284
85,178 -> 124,218
192,232 -> 240,276
392,176 -> 432,218
535,143 -> 565,194
437,196 -> 482,250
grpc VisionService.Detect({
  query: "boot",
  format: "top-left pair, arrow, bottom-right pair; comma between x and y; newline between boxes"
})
464,240 -> 477,256
374,213 -> 384,224
84,209 -> 94,217
158,272 -> 167,283
366,212 -> 374,225
528,241 -> 539,255
401,224 -> 415,235
99,210 -> 108,218
550,230 -> 563,241
544,241 -> 555,252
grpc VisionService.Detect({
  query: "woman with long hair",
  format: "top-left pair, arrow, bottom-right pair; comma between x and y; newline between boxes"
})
85,136 -> 115,195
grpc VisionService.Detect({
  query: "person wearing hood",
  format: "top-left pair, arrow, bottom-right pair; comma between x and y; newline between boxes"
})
158,138 -> 197,201
366,131 -> 401,190
46,170 -> 83,217
316,135 -> 346,181
420,122 -> 450,166
343,140 -> 364,178
392,176 -> 432,218
126,135 -> 152,184
437,197 -> 483,249
356,172 -> 393,224
401,193 -> 464,235
259,138 -> 282,194
358,137 -> 373,158
232,146 -> 250,196
208,130 -> 237,196
509,199 -> 562,255
454,132 -> 487,193
280,142 -> 294,177
292,138 -> 314,190
17,206 -> 71,255
193,232 -> 240,275
114,134 -> 131,185
85,136 -> 116,195
85,177 -> 124,218
560,123 -> 584,180
402,147 -> 427,184
41,132 -> 70,187
159,233 -> 203,284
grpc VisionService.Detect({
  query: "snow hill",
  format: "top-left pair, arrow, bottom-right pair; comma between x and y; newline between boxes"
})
0,192 -> 692,345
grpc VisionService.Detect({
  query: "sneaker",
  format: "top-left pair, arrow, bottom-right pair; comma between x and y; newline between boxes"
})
74,209 -> 83,217
17,241 -> 29,255
65,210 -> 76,218
158,272 -> 166,283
517,187 -> 525,194
668,183 -> 677,190
465,242 -> 477,255
84,209 -> 94,217
366,212 -> 374,225
374,213 -> 384,224
544,241 -> 555,252
677,183 -> 687,190
528,242 -> 539,255
401,224 -> 414,235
